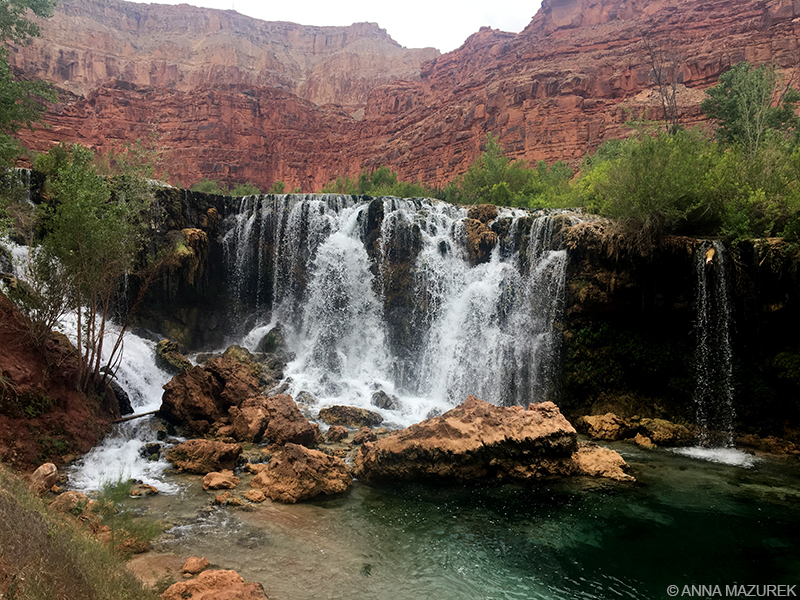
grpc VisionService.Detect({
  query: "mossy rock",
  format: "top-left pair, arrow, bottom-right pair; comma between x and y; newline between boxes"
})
155,340 -> 192,375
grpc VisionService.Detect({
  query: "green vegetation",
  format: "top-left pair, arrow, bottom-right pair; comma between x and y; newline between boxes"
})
190,178 -> 228,195
0,463 -> 158,599
231,181 -> 261,196
32,143 -> 154,394
0,0 -> 56,167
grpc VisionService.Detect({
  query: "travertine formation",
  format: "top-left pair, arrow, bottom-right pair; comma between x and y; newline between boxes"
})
13,0 -> 800,190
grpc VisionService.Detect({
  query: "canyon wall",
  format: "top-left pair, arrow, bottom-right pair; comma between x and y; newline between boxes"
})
11,0 -> 800,190
8,0 -> 438,112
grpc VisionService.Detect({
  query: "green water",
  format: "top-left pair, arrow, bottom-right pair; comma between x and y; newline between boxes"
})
152,445 -> 800,600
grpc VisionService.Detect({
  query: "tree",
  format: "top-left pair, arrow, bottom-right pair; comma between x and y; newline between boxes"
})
231,181 -> 261,196
701,62 -> 800,157
642,33 -> 684,133
0,0 -> 56,166
190,179 -> 227,195
36,143 -> 152,394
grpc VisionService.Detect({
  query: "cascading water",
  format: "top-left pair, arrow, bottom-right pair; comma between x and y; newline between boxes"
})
58,315 -> 179,492
222,194 -> 578,425
693,240 -> 735,445
676,240 -> 752,467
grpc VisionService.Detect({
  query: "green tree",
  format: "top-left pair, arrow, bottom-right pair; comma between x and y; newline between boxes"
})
701,62 -> 800,157
578,128 -> 718,243
231,181 -> 261,196
0,0 -> 56,166
266,181 -> 286,194
36,143 -> 152,394
190,179 -> 227,195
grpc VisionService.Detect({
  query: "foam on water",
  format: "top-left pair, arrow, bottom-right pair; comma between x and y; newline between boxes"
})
673,446 -> 758,468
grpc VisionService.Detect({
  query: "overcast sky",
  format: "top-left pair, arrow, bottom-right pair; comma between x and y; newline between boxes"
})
128,1 -> 543,53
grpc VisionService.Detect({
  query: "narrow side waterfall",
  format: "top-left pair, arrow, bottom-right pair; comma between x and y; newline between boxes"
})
693,240 -> 735,447
222,195 -> 578,425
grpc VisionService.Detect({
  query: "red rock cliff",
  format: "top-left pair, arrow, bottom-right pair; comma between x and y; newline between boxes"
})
12,0 -> 800,191
8,0 -> 438,112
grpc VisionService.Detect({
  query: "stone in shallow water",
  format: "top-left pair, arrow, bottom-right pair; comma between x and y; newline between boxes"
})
353,396 -> 634,483
250,443 -> 352,503
318,405 -> 383,428
203,469 -> 240,490
161,569 -> 268,600
166,439 -> 242,474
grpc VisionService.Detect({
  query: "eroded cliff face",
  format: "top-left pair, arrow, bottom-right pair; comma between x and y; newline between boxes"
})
11,0 -> 800,190
8,0 -> 438,112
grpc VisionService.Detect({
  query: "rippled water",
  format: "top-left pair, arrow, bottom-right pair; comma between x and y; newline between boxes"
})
139,444 -> 800,600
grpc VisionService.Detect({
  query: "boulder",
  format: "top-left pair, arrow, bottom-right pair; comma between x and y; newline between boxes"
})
353,396 -> 579,483
28,462 -> 58,496
159,354 -> 261,431
635,418 -> 693,446
222,345 -> 287,392
353,427 -> 377,444
243,489 -> 267,503
160,569 -> 268,600
49,490 -> 95,515
371,390 -> 400,411
166,439 -> 242,474
353,396 -> 634,483
255,323 -> 286,354
578,413 -> 630,441
107,379 -> 134,416
228,394 -> 321,446
229,397 -> 270,443
202,470 -> 240,490
182,556 -> 210,575
295,391 -> 317,405
325,425 -> 349,443
155,339 -> 193,375
214,491 -> 244,507
634,433 -> 656,448
318,405 -> 383,428
264,394 -> 323,447
571,442 -> 635,481
130,484 -> 159,497
250,443 -> 352,503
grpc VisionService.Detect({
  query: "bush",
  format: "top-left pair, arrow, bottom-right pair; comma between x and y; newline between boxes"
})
578,128 -> 720,242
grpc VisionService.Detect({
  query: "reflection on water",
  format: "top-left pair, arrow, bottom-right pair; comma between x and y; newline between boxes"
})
138,445 -> 800,600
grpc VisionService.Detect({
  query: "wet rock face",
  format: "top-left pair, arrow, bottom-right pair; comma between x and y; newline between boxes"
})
250,443 -> 352,503
165,439 -> 242,474
463,219 -> 498,266
155,339 -> 192,375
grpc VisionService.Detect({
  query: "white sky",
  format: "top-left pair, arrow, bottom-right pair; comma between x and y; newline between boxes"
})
129,0 -> 543,53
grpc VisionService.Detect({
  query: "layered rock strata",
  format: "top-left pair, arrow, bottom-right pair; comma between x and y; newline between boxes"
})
13,0 -> 800,190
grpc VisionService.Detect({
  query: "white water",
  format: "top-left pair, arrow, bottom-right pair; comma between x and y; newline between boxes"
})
693,240 -> 735,448
225,195 -> 576,427
56,314 -> 178,493
673,446 -> 757,468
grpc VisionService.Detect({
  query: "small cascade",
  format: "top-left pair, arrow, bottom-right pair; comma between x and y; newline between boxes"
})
692,240 -> 736,447
223,195 -> 581,425
58,314 -> 177,492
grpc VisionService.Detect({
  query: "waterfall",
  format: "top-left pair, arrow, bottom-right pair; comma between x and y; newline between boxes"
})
223,194 -> 578,425
692,240 -> 735,447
